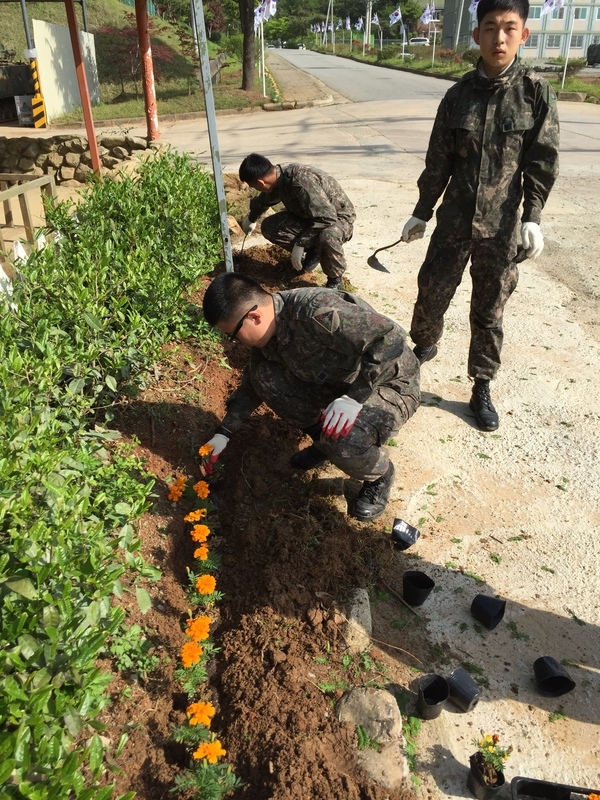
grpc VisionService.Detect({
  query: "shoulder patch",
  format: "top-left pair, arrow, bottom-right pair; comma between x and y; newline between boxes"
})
313,308 -> 340,335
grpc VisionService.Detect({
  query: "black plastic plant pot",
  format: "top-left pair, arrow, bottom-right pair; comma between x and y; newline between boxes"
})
447,666 -> 482,712
533,656 -> 576,697
468,754 -> 505,800
403,570 -> 435,606
416,673 -> 449,720
391,518 -> 420,550
470,594 -> 506,630
511,776 -> 599,800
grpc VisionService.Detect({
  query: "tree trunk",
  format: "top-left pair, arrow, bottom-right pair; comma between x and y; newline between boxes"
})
238,0 -> 255,90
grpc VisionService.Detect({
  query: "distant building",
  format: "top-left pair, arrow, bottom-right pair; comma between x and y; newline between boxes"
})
442,0 -> 600,57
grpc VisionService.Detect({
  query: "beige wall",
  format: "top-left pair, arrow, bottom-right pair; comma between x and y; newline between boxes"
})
32,19 -> 100,123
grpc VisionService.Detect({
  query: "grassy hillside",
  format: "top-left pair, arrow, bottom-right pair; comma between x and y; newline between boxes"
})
0,0 -> 271,121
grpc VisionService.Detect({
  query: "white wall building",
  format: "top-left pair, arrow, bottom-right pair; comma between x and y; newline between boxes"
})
522,3 -> 600,59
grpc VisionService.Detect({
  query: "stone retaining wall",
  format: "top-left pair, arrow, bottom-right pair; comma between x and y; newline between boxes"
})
0,134 -> 158,186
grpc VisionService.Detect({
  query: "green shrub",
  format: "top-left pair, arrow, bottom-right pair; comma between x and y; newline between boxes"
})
0,150 -> 221,798
462,47 -> 480,66
377,45 -> 402,62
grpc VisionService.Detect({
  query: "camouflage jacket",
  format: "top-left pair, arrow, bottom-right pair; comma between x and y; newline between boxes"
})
248,163 -> 356,247
413,59 -> 560,240
221,287 -> 420,432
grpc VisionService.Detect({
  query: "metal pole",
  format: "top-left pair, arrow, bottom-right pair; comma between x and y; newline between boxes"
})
432,25 -> 437,67
261,18 -> 266,97
135,0 -> 160,142
561,4 -> 575,89
80,0 -> 89,33
190,0 -> 234,273
19,0 -> 33,49
64,0 -> 101,173
454,0 -> 466,50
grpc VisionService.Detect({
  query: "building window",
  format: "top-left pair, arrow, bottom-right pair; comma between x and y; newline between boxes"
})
597,7 -> 600,20
551,7 -> 565,18
529,6 -> 541,18
546,34 -> 561,48
524,34 -> 539,48
570,34 -> 584,47
574,7 -> 587,19
593,34 -> 600,44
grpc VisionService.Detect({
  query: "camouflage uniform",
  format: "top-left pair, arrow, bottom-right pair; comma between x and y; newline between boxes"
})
220,287 -> 420,482
248,163 -> 356,280
409,59 -> 560,380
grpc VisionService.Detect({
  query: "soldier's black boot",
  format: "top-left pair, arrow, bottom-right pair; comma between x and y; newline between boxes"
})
413,344 -> 438,364
290,445 -> 328,470
469,379 -> 499,431
325,276 -> 342,290
354,462 -> 395,522
301,246 -> 321,273
290,423 -> 328,470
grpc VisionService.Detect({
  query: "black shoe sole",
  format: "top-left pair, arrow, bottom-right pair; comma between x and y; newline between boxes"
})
468,400 -> 500,431
414,344 -> 438,365
353,506 -> 388,523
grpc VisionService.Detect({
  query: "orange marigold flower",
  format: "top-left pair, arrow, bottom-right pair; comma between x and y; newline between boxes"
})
184,508 -> 207,523
181,641 -> 203,668
191,524 -> 210,543
186,615 -> 211,642
193,480 -> 210,499
198,443 -> 214,457
194,545 -> 209,560
196,574 -> 216,595
186,701 -> 215,727
192,740 -> 226,763
167,475 -> 186,501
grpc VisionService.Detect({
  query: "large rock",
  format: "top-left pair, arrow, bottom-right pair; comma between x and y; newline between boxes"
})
111,146 -> 130,160
125,135 -> 148,150
22,142 -> 42,159
18,157 -> 35,171
99,135 -> 128,150
59,166 -> 76,181
46,151 -> 63,169
101,155 -> 120,169
64,151 -> 81,168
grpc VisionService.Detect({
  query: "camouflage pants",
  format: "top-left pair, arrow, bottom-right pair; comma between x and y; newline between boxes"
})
410,235 -> 519,381
249,360 -> 419,482
260,211 -> 353,280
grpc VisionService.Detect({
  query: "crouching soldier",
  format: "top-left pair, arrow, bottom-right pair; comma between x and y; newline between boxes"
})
200,273 -> 420,522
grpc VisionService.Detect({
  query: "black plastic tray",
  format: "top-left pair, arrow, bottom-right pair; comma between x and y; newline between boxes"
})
512,776 -> 600,800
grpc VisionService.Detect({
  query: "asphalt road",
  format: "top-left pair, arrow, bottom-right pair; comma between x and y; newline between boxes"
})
272,47 -> 453,103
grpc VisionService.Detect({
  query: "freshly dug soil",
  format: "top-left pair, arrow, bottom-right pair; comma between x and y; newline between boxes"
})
100,245 -> 434,800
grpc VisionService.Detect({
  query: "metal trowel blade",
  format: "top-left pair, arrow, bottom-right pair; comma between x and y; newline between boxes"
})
367,254 -> 390,273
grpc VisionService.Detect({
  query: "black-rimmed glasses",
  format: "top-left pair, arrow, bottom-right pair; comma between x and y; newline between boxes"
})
227,304 -> 258,342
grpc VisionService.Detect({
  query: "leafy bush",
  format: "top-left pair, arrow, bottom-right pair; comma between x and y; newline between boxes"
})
563,58 -> 587,78
0,151 -> 221,798
462,48 -> 480,66
436,47 -> 462,64
377,45 -> 402,62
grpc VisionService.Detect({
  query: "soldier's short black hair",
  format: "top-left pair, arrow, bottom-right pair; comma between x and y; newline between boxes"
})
476,0 -> 529,24
203,272 -> 270,325
239,153 -> 274,184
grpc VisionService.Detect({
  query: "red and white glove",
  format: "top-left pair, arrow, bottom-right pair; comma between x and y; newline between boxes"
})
202,433 -> 229,474
321,395 -> 363,438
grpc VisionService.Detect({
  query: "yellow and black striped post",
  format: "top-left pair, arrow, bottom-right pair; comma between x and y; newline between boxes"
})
29,58 -> 47,128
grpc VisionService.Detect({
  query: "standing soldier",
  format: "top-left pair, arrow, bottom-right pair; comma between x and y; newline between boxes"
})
200,273 -> 420,522
401,0 -> 559,430
239,153 -> 356,290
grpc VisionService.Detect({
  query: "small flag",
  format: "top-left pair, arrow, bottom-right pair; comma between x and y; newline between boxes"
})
328,21 -> 333,30
372,12 -> 380,26
346,15 -> 351,29
468,0 -> 480,13
355,16 -> 363,30
389,8 -> 403,25
540,0 -> 564,15
420,4 -> 433,24
336,18 -> 342,29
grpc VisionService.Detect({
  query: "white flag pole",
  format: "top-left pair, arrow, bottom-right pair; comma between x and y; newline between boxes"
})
261,17 -> 266,96
561,3 -> 575,90
432,25 -> 437,67
454,0 -> 466,49
332,1 -> 336,53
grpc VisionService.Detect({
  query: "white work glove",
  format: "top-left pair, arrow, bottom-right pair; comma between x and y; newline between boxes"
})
242,216 -> 257,235
202,433 -> 229,474
291,243 -> 305,272
401,216 -> 427,243
521,222 -> 544,259
321,395 -> 363,438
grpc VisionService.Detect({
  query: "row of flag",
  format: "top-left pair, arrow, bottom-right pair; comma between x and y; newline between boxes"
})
310,10 -> 408,31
